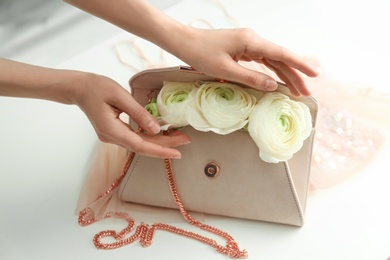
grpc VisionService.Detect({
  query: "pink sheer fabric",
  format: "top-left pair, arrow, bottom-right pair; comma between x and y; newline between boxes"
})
308,75 -> 388,191
75,143 -> 128,216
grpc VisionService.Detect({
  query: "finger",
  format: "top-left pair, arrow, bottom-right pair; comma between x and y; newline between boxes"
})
261,60 -> 299,96
138,130 -> 191,148
249,37 -> 319,77
111,89 -> 161,135
265,59 -> 311,96
222,59 -> 278,91
93,107 -> 189,159
107,121 -> 187,159
114,121 -> 191,158
128,135 -> 184,159
274,70 -> 301,97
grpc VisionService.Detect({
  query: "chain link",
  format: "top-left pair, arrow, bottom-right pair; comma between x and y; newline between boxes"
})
78,151 -> 247,258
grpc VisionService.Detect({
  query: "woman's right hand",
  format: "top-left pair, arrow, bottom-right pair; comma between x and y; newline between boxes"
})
72,73 -> 191,159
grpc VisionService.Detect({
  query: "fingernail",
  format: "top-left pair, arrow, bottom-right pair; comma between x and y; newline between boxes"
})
264,79 -> 277,91
171,152 -> 182,159
316,67 -> 323,76
147,120 -> 161,134
181,139 -> 191,145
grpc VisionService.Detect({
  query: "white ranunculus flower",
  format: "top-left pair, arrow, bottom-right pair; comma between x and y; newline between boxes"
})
248,92 -> 312,163
157,81 -> 197,128
187,82 -> 257,135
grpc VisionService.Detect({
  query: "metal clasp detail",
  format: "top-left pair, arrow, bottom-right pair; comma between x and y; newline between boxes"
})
204,162 -> 220,178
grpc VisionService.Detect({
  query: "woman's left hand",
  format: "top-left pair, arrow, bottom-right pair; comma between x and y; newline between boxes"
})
175,28 -> 319,96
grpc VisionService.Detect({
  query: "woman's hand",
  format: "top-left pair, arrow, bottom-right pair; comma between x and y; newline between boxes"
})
72,73 -> 190,159
0,59 -> 190,159
175,28 -> 319,97
64,0 -> 319,96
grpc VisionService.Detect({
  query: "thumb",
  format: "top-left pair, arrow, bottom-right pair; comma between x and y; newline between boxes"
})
225,62 -> 278,91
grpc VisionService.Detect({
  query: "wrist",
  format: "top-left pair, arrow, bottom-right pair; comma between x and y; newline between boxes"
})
62,70 -> 98,106
32,69 -> 90,105
155,24 -> 200,65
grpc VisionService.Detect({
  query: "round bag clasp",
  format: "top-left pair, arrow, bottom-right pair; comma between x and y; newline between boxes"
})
204,162 -> 220,178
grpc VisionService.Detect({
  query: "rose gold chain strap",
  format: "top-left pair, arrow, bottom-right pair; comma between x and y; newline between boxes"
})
78,153 -> 248,258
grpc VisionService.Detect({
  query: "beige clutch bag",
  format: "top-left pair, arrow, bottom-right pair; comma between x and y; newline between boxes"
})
118,66 -> 318,227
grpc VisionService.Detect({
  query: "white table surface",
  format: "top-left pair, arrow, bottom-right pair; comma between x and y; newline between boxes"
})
1,0 -> 390,259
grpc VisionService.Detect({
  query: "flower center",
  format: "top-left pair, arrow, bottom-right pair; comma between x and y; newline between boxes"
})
216,88 -> 234,102
279,114 -> 291,131
169,91 -> 188,103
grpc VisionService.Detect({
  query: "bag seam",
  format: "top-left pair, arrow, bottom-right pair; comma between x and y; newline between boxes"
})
118,154 -> 141,199
283,161 -> 304,226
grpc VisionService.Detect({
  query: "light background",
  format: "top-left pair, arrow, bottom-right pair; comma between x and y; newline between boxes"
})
1,0 -> 389,259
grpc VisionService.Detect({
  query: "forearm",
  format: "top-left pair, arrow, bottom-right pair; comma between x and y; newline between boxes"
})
63,0 -> 318,95
64,0 -> 192,58
0,58 -> 85,104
